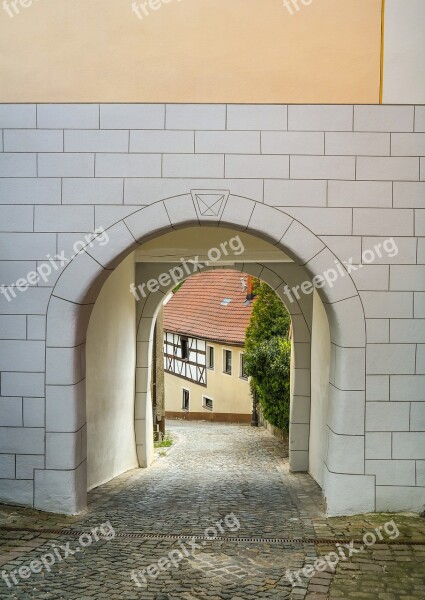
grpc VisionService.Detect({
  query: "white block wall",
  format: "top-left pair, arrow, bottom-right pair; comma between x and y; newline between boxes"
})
0,103 -> 424,516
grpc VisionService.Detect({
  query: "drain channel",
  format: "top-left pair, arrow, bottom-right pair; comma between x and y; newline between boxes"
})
0,526 -> 424,546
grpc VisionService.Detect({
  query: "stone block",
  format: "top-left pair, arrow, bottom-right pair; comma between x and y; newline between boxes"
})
4,129 -> 63,152
393,432 -> 425,458
0,397 -> 22,426
291,156 -> 355,180
65,129 -> 129,152
360,291 -> 413,318
353,208 -> 413,236
366,460 -> 416,485
0,178 -> 61,204
0,205 -> 33,232
0,315 -> 26,339
354,106 -> 414,132
23,397 -> 45,427
1,372 -> 44,397
328,180 -> 392,208
0,427 -> 44,454
365,432 -> 391,459
0,455 -> 15,478
366,375 -> 389,401
16,455 -> 45,479
288,105 -> 353,131
264,179 -> 327,206
356,157 -> 419,181
0,153 -> 37,177
34,205 -> 94,232
196,131 -> 260,154
131,130 -> 194,153
226,154 -> 288,179
366,402 -> 410,431
38,153 -> 94,177
62,178 -> 123,204
166,104 -> 225,130
38,104 -> 99,128
326,132 -> 390,156
262,131 -> 323,154
0,104 -> 36,128
367,343 -> 416,375
227,105 -> 287,130
391,375 -> 425,402
163,154 -> 224,178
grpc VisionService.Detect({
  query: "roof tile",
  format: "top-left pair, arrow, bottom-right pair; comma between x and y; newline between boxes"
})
164,270 -> 254,345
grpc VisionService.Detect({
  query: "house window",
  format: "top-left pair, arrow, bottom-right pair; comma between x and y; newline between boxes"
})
182,388 -> 190,411
203,396 -> 213,411
240,353 -> 248,379
181,337 -> 189,360
207,346 -> 215,369
223,349 -> 232,375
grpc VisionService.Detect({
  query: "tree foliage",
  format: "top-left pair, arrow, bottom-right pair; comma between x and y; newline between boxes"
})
245,281 -> 291,351
244,280 -> 291,431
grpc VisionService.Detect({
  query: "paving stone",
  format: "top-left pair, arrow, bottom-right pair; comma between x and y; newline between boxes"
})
0,421 -> 423,599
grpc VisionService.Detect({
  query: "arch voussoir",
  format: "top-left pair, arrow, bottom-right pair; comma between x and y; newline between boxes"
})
42,193 -> 367,516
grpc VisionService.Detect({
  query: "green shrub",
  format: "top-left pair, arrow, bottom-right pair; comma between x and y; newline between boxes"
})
244,337 -> 291,431
244,280 -> 291,431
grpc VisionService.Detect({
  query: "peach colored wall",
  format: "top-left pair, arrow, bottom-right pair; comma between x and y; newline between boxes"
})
0,0 -> 382,103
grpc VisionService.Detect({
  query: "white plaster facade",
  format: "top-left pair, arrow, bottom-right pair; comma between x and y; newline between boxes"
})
163,336 -> 253,422
0,103 -> 424,517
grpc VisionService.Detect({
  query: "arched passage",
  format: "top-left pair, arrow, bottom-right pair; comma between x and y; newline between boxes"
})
133,258 -> 314,473
42,193 -> 368,516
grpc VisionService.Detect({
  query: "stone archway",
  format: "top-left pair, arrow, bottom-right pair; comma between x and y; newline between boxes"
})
42,193 -> 368,516
133,259 -> 314,474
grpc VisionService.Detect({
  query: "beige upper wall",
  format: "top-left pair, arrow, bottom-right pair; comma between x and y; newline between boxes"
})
0,0 -> 382,103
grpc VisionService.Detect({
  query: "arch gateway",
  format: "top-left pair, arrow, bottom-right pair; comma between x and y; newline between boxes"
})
0,103 -> 424,517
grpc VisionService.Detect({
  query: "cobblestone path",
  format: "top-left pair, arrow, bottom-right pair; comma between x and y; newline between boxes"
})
0,421 -> 424,599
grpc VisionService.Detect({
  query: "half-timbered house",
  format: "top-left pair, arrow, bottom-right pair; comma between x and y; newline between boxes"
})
163,270 -> 254,422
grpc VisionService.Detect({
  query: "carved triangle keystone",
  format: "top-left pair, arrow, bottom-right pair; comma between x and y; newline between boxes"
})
191,189 -> 230,220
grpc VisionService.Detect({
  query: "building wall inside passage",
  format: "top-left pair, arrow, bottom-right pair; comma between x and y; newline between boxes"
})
165,340 -> 252,421
309,290 -> 331,488
86,253 -> 138,490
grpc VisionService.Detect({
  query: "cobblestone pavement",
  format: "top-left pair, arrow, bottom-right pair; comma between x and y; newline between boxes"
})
0,421 -> 424,599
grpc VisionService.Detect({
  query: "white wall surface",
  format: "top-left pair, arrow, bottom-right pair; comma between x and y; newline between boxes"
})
0,102 -> 423,516
86,253 -> 138,490
309,290 -> 331,488
383,0 -> 425,104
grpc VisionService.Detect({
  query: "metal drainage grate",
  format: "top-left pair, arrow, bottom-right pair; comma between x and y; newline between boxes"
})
0,526 -> 424,546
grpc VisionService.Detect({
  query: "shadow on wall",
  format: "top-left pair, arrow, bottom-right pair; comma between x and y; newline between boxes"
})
86,253 -> 138,491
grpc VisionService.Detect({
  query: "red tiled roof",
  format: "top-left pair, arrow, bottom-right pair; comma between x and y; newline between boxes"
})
163,270 -> 254,346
